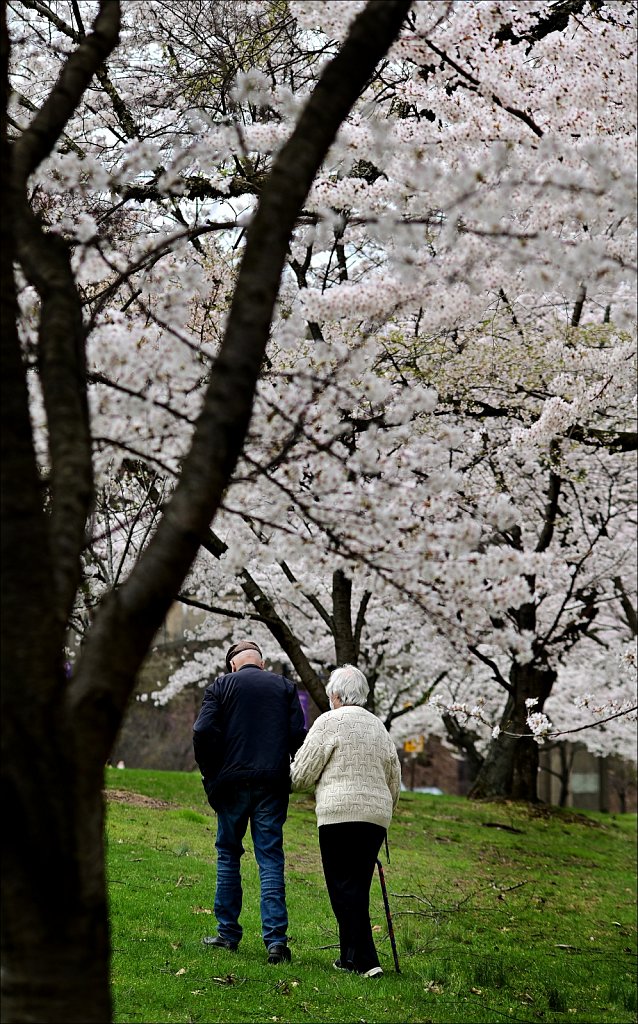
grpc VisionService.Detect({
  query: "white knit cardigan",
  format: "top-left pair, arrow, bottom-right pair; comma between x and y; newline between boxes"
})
290,705 -> 401,829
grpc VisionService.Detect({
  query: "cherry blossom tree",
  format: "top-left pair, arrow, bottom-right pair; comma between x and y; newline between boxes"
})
10,1 -> 634,805
102,0 -> 636,799
4,10 -> 636,1020
1,1 -> 412,1019
152,297 -> 636,801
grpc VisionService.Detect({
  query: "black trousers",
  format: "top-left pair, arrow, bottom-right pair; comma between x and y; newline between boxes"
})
318,821 -> 386,973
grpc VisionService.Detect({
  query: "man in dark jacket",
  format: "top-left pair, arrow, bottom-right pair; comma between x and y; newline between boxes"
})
193,639 -> 306,965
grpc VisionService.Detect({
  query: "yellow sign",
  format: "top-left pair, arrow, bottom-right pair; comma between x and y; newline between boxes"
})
403,735 -> 424,754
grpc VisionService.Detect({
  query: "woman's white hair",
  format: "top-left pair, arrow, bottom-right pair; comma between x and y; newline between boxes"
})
326,664 -> 369,707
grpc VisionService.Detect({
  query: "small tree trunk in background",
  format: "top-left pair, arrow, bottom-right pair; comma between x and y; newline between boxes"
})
469,660 -> 556,802
332,569 -> 357,666
598,756 -> 609,813
558,743 -> 573,807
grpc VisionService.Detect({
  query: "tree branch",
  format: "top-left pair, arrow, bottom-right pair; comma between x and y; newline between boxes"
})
422,39 -> 543,138
384,670 -> 448,729
11,1 -> 121,628
353,590 -> 371,660
176,593 -> 270,623
20,0 -> 140,140
468,646 -> 512,694
493,0 -> 590,50
535,451 -> 562,554
279,560 -> 334,629
547,705 -> 638,739
566,426 -> 637,453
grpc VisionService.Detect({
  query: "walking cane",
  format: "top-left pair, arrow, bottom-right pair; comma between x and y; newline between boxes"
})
376,858 -> 401,973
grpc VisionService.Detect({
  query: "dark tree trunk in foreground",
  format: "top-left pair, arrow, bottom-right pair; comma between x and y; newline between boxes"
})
469,660 -> 556,802
1,9 -> 122,1021
0,3 -> 412,1021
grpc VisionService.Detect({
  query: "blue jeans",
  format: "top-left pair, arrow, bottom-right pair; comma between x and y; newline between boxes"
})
214,783 -> 289,949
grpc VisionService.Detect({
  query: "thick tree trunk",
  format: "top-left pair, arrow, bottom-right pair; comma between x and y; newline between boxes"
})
2,766 -> 111,1022
1,4 -> 412,1021
468,660 -> 556,802
1,5 -> 115,1019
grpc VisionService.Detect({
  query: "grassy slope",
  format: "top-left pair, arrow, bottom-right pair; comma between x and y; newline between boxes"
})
105,768 -> 637,1024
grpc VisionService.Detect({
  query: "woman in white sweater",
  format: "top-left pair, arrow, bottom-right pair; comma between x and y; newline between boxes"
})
290,665 -> 401,978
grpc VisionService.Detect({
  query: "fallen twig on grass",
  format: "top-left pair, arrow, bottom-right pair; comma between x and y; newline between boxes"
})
390,879 -> 529,917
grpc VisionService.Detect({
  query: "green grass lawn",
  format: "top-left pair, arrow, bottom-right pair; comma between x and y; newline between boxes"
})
105,767 -> 637,1024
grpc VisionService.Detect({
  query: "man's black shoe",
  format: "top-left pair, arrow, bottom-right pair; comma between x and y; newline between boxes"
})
267,944 -> 292,965
202,935 -> 238,952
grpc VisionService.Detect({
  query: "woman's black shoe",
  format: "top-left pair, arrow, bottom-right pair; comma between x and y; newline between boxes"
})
333,958 -> 356,972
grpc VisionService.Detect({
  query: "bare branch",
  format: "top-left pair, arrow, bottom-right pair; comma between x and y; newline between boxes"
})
546,705 -> 638,738
384,670 -> 448,729
176,593 -> 270,623
468,645 -> 512,694
279,560 -> 334,629
493,0 -> 589,49
536,449 -> 562,554
566,426 -> 637,453
353,590 -> 371,660
422,39 -> 544,138
11,2 -> 121,627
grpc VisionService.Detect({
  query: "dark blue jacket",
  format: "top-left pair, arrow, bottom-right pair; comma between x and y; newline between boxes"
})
193,664 -> 307,807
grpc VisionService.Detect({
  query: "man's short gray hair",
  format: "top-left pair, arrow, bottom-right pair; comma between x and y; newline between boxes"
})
326,664 -> 369,707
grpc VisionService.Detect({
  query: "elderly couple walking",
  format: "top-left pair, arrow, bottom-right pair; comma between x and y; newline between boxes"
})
192,639 -> 401,977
